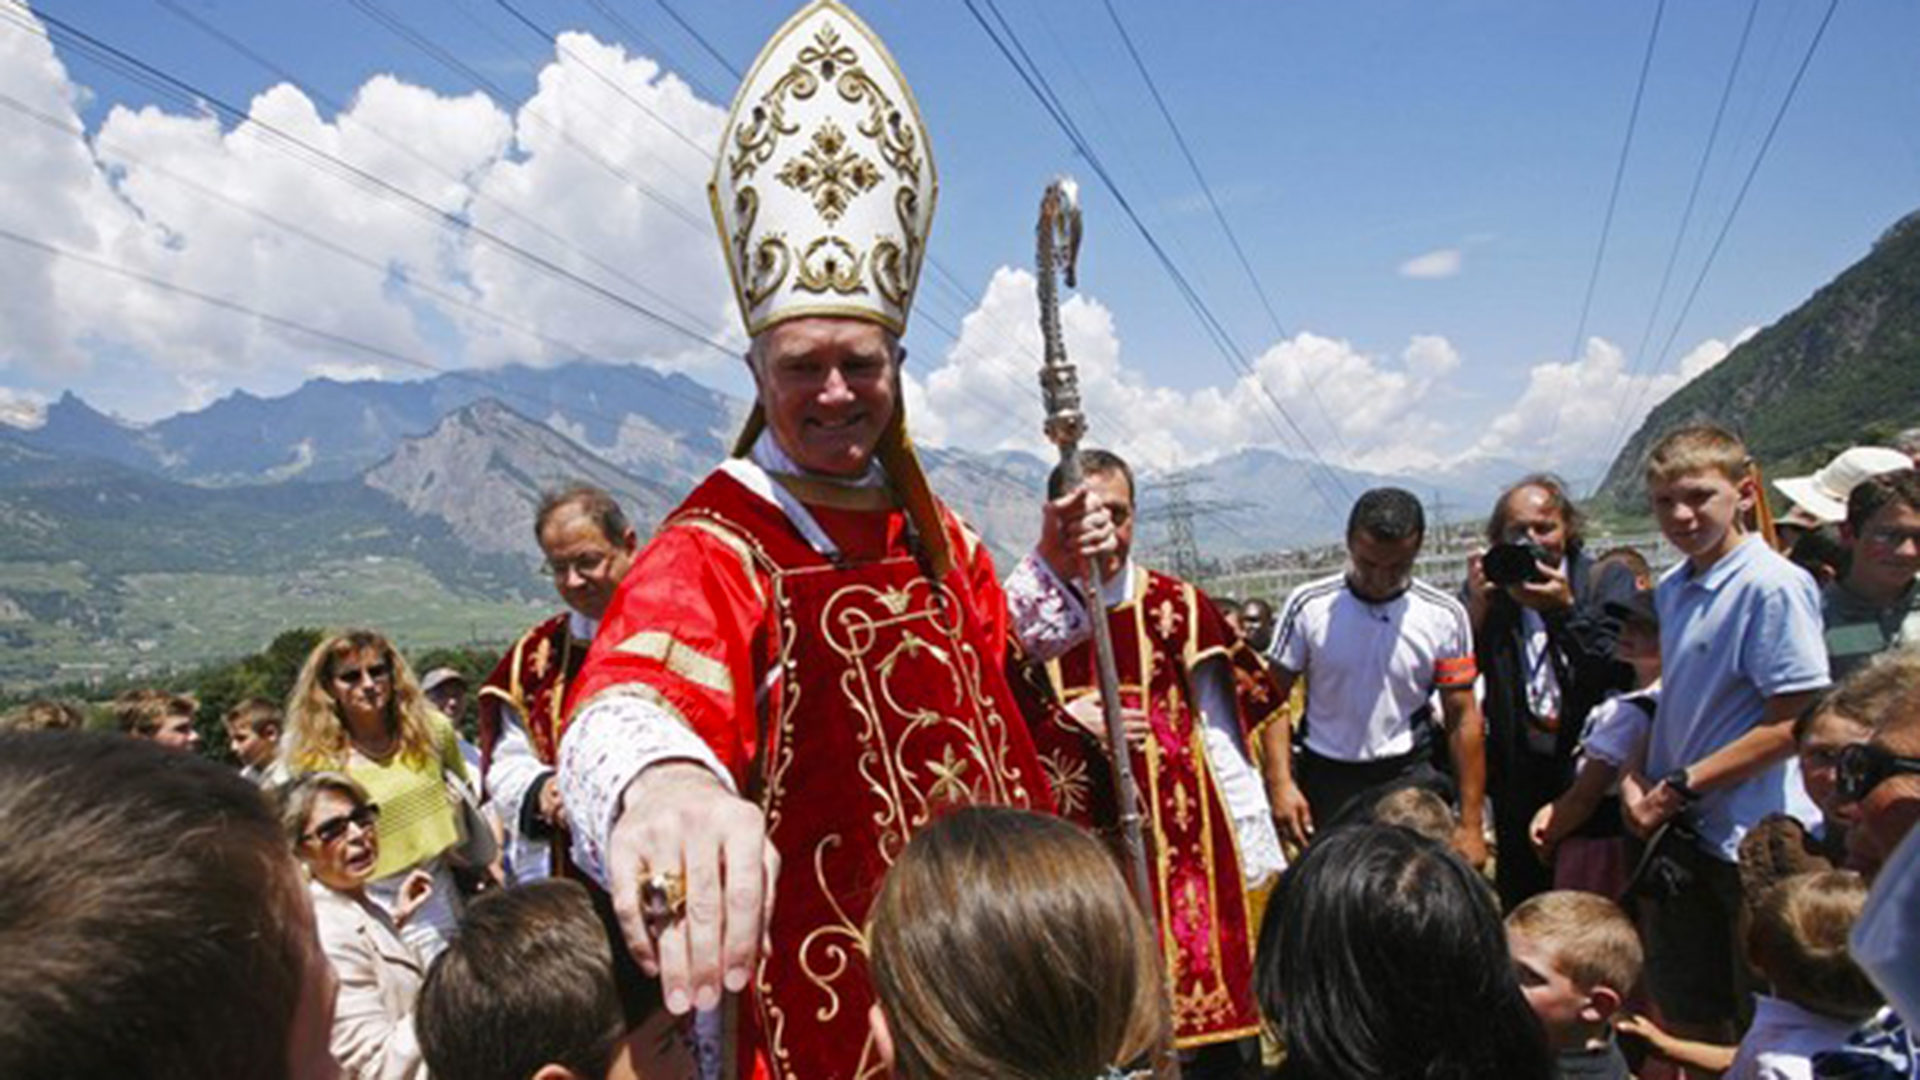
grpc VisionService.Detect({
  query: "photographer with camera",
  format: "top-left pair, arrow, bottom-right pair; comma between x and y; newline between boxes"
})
1466,475 -> 1638,908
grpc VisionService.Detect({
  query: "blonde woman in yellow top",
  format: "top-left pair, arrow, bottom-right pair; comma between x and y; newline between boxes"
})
286,628 -> 473,959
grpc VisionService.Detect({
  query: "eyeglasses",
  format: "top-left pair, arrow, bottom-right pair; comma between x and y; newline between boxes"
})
1835,742 -> 1920,804
305,803 -> 380,845
332,662 -> 391,685
1862,526 -> 1920,551
541,550 -> 615,581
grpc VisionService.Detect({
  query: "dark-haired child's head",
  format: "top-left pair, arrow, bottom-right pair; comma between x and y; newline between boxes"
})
1746,871 -> 1881,1022
868,806 -> 1170,1080
1505,891 -> 1643,1052
418,880 -> 692,1080
1256,824 -> 1553,1080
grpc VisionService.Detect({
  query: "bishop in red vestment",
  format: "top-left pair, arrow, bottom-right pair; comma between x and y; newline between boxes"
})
553,6 -> 1114,1079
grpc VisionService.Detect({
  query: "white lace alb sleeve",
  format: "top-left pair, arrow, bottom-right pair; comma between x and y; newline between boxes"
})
557,690 -> 738,890
487,704 -> 546,822
1006,552 -> 1092,662
1194,655 -> 1287,883
485,704 -> 555,883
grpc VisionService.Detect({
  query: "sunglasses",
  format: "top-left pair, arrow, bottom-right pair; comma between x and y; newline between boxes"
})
1835,742 -> 1920,804
305,803 -> 380,845
333,662 -> 392,685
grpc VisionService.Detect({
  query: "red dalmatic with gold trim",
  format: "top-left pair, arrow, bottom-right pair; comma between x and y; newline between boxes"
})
1047,567 -> 1276,1049
477,613 -> 584,772
566,469 -> 1061,1080
476,613 -> 586,875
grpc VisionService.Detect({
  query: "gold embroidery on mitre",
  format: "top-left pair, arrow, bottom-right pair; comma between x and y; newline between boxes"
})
709,1 -> 938,336
777,120 -> 881,222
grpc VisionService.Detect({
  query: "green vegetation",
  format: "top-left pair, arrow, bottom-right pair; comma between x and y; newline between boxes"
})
1599,210 -> 1920,510
0,556 -> 541,694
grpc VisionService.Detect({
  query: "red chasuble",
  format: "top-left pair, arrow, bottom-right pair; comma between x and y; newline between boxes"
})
565,468 -> 1058,1080
1047,567 -> 1279,1050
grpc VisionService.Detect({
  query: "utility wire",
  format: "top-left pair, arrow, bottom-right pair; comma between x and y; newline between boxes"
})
1096,0 -> 1354,463
12,2 -> 735,359
145,0 -> 724,346
1596,0 -> 1840,474
1589,0 -> 1760,474
0,225 -> 695,440
1540,0 -> 1667,448
960,0 -> 1354,517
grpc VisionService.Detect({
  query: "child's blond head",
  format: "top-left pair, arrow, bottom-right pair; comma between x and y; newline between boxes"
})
1747,871 -> 1881,1021
1644,424 -> 1752,487
1505,890 -> 1643,999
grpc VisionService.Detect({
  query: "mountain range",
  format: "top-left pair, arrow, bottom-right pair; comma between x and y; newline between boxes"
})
0,355 -> 1532,689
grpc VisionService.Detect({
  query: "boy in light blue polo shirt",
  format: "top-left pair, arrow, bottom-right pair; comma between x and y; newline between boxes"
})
1630,425 -> 1831,1044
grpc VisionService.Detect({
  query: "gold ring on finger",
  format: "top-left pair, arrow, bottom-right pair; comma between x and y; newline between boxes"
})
639,868 -> 688,927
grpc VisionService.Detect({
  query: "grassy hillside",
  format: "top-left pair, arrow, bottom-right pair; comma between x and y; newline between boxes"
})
1598,210 -> 1920,510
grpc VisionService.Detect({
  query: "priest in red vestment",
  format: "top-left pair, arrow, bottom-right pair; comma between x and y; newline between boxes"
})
553,5 -> 1115,1079
1042,450 -> 1285,1064
477,485 -> 638,882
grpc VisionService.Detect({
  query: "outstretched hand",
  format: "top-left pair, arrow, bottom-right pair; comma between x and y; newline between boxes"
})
607,762 -> 780,1016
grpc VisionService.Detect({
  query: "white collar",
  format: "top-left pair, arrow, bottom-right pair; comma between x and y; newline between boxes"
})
751,431 -> 887,488
567,610 -> 598,643
1096,560 -> 1137,610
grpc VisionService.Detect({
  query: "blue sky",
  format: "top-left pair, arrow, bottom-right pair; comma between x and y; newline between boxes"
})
2,0 -> 1915,486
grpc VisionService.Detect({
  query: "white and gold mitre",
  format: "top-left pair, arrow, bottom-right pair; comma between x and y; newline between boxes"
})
709,0 -> 937,337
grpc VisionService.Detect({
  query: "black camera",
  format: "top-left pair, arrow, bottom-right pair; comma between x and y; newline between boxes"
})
1483,540 -> 1551,587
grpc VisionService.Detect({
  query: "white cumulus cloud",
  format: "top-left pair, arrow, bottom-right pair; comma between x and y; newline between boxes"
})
1398,247 -> 1463,279
0,7 -> 736,420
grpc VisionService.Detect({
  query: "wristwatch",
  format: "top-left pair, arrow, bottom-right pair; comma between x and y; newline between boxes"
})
1661,768 -> 1700,803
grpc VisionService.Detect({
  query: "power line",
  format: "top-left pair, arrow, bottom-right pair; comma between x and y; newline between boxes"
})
11,2 -> 735,360
1540,0 -> 1667,448
1595,0 -> 1841,475
1094,0 -> 1354,464
958,0 -> 1354,518
455,0 -> 1150,453
145,0 -> 727,349
0,225 -> 685,438
1588,0 -> 1761,473
345,0 -> 708,232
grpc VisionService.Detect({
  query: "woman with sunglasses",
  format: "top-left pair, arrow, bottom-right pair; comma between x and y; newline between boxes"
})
281,772 -> 431,1080
286,628 -> 473,958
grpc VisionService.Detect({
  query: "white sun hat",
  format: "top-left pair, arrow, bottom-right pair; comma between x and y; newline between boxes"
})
1773,446 -> 1914,524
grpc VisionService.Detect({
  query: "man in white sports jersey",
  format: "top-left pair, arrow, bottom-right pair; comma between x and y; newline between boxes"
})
1262,487 -> 1489,867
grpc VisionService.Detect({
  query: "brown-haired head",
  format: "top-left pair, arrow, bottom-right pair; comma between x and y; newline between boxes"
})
1505,890 -> 1644,996
111,687 -> 196,737
0,731 -> 314,1079
1644,423 -> 1752,487
419,880 -> 659,1080
868,806 -> 1170,1080
1370,786 -> 1456,846
284,628 -> 438,771
535,484 -> 632,548
1746,871 -> 1881,1021
0,698 -> 85,733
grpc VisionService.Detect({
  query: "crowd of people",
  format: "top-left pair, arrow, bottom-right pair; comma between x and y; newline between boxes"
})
3,3 -> 1918,1078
